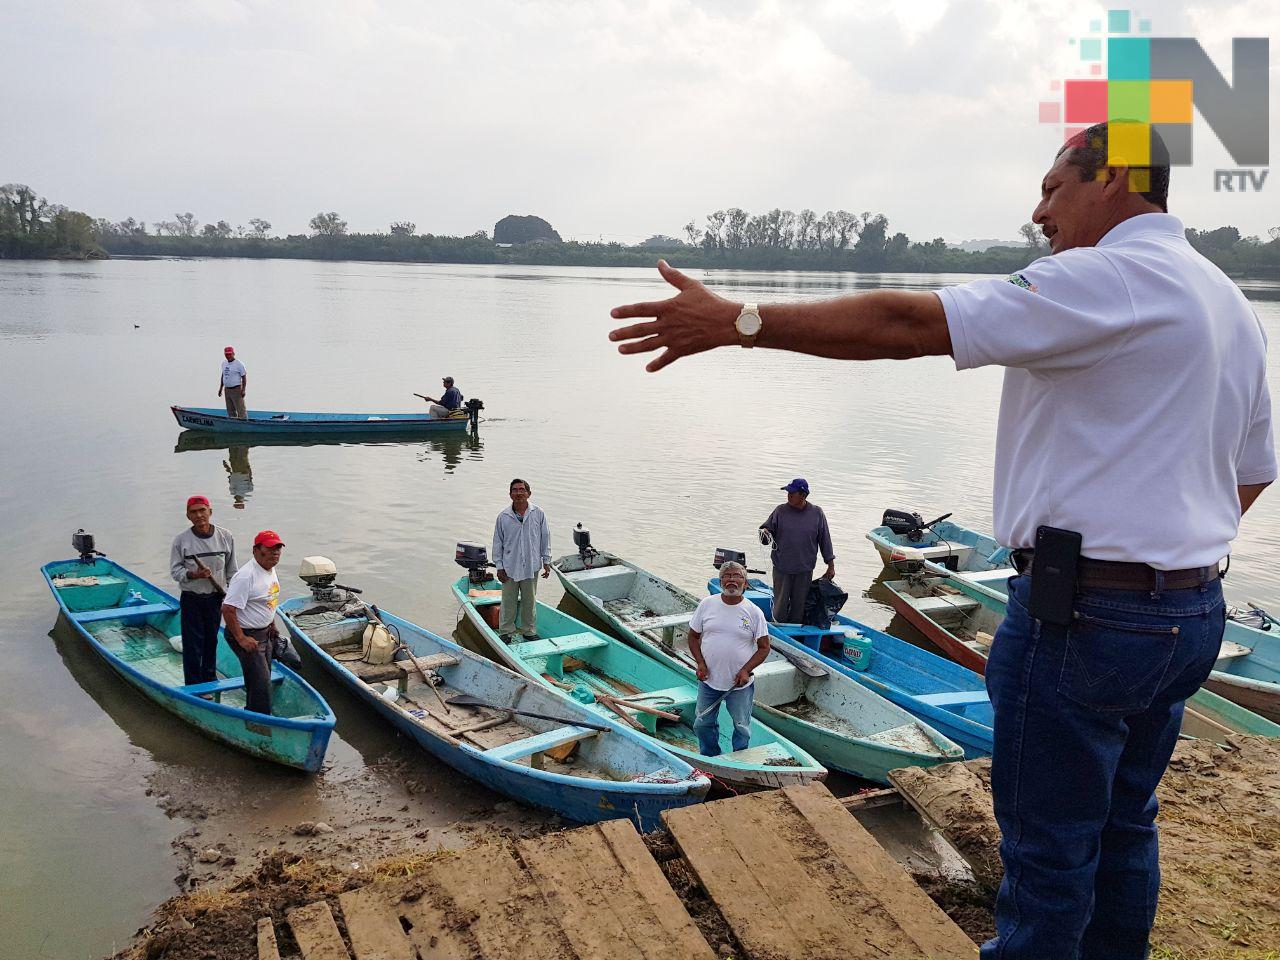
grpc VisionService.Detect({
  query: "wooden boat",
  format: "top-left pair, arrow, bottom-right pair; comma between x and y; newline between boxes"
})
171,405 -> 471,436
893,573 -> 1280,742
709,577 -> 994,758
867,515 -> 1011,573
278,596 -> 707,830
553,551 -> 964,783
1205,613 -> 1280,723
452,575 -> 827,790
41,555 -> 334,772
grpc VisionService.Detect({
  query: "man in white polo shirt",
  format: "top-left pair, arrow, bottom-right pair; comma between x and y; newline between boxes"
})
608,122 -> 1274,959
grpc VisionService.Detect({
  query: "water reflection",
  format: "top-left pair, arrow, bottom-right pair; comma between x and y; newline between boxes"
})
175,429 -> 483,472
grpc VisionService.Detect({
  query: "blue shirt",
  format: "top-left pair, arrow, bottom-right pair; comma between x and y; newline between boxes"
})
441,386 -> 463,410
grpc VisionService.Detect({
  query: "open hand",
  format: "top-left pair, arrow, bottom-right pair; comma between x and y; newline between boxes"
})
608,260 -> 740,372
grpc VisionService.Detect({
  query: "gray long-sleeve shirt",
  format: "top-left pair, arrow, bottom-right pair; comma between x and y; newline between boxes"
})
170,525 -> 237,594
492,505 -> 551,582
760,502 -> 835,574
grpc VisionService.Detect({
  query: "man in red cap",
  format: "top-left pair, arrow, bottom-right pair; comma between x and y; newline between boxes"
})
218,346 -> 248,419
169,495 -> 237,685
221,530 -> 285,713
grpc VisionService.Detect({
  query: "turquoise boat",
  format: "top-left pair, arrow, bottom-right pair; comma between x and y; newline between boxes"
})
41,555 -> 334,772
710,577 -> 995,758
171,405 -> 473,436
278,593 -> 708,831
553,550 -> 963,783
452,575 -> 827,790
942,572 -> 1280,735
867,512 -> 1010,574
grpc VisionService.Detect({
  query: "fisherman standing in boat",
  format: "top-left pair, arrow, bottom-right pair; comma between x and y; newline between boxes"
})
759,478 -> 836,624
420,376 -> 463,419
221,530 -> 286,714
219,345 -> 248,419
169,495 -> 236,686
493,479 -> 551,641
609,122 -> 1274,960
687,561 -> 771,756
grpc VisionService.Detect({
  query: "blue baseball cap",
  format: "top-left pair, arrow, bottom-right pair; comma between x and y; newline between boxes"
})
781,478 -> 810,493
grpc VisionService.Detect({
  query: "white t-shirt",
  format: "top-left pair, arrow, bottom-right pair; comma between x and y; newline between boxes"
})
689,595 -> 769,692
938,213 -> 1275,569
221,358 -> 247,388
223,560 -> 280,630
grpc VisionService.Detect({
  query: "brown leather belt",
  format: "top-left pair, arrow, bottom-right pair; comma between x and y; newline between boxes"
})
1010,549 -> 1220,591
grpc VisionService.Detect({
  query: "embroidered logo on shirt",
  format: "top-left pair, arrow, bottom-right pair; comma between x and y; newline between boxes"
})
1006,273 -> 1038,293
740,614 -> 752,632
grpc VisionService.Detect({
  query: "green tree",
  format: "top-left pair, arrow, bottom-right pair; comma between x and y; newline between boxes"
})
390,221 -> 416,236
309,211 -> 348,236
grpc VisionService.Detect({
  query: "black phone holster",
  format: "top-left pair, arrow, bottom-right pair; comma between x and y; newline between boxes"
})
1027,525 -> 1083,629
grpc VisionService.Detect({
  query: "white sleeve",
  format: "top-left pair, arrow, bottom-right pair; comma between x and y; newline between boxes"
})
937,249 -> 1135,373
1239,376 -> 1277,484
690,598 -> 711,633
751,603 -> 769,640
222,569 -> 249,611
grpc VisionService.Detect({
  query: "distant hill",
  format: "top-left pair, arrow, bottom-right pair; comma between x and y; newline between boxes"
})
494,215 -> 561,245
948,238 -> 1025,252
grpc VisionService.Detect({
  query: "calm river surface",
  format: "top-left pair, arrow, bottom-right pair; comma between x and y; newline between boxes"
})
2,259 -> 1278,959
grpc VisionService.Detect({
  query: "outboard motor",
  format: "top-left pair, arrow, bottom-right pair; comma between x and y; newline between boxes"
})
713,547 -> 747,570
297,556 -> 364,605
464,397 -> 485,431
573,523 -> 598,563
72,529 -> 99,564
881,509 -> 952,542
455,541 -> 492,585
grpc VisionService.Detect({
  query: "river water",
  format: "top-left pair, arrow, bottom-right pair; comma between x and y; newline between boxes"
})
2,259 -> 1277,959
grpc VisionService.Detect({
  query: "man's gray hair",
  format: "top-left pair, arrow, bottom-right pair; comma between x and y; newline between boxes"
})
719,561 -> 748,578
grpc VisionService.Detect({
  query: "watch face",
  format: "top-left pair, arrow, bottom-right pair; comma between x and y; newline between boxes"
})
737,312 -> 763,336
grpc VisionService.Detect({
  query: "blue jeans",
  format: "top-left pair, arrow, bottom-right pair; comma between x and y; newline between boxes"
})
982,574 -> 1224,960
694,681 -> 754,756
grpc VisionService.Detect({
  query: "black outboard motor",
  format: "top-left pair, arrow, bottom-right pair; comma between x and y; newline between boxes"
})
464,398 -> 485,432
713,547 -> 747,570
881,509 -> 953,542
72,529 -> 99,564
454,541 -> 492,585
573,523 -> 597,563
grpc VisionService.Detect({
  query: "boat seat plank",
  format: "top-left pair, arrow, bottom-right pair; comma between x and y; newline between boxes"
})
1218,641 -> 1252,661
73,602 -> 174,623
180,668 -> 285,697
912,595 -> 981,615
915,690 -> 989,709
629,612 -> 694,632
562,565 -> 629,582
286,901 -> 351,960
718,743 -> 796,764
417,840 -> 576,959
337,888 -> 416,960
484,725 -> 600,762
517,820 -> 717,960
510,633 -> 609,660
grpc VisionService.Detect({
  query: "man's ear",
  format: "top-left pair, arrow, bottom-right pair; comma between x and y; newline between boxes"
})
1102,165 -> 1131,199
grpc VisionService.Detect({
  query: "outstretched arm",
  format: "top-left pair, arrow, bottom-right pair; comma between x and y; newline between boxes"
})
609,260 -> 951,372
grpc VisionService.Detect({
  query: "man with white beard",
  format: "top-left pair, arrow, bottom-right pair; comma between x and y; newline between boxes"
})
686,561 -> 771,756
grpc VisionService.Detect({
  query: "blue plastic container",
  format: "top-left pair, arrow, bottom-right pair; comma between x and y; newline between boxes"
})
842,629 -> 873,671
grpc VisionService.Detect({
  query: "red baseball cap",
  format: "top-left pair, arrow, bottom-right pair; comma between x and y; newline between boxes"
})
187,495 -> 210,508
254,530 -> 285,548
224,346 -> 235,355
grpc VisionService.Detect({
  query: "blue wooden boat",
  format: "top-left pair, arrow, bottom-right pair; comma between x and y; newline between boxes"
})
278,596 -> 707,831
41,555 -> 334,772
709,577 -> 994,758
452,575 -> 827,790
553,550 -> 963,783
171,405 -> 471,436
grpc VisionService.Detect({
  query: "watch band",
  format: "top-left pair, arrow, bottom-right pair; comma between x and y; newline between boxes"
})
737,302 -> 762,348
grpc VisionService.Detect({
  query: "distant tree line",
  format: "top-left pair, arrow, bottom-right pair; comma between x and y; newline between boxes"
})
0,184 -> 103,259
9,185 -> 1280,278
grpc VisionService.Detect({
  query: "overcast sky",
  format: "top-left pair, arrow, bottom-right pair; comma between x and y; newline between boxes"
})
4,0 -> 1277,243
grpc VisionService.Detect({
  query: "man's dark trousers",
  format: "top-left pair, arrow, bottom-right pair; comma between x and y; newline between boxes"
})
229,625 -> 277,714
771,570 -> 810,623
981,574 -> 1224,959
179,591 -> 223,685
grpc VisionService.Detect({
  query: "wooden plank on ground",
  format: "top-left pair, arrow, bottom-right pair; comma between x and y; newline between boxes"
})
396,889 -> 473,960
784,782 -> 974,958
664,782 -> 971,960
287,901 -> 351,960
414,841 -> 577,959
337,888 -> 416,960
257,917 -> 282,960
519,820 -> 716,960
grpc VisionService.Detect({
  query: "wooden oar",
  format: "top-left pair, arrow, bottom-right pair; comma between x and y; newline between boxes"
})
189,555 -> 227,595
446,694 -> 612,731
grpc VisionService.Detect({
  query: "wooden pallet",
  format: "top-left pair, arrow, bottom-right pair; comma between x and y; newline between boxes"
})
259,782 -> 970,960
